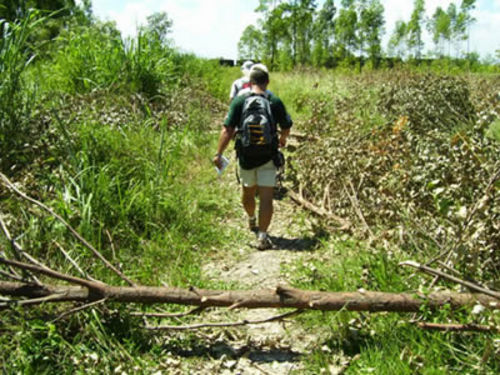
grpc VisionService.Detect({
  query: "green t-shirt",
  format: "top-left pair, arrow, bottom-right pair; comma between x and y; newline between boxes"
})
224,91 -> 293,169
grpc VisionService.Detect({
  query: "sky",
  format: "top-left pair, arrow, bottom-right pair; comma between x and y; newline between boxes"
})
86,0 -> 499,61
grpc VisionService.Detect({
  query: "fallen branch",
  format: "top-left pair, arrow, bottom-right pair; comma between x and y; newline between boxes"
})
416,322 -> 499,333
0,173 -> 136,287
144,309 -> 303,331
344,179 -> 374,240
400,261 -> 500,300
0,256 -> 106,291
52,298 -> 107,322
0,281 -> 497,312
288,190 -> 351,230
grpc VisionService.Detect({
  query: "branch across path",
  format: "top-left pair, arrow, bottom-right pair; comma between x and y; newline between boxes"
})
1,281 -> 498,312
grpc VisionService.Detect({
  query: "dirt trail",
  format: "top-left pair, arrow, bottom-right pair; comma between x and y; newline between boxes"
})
196,161 -> 327,374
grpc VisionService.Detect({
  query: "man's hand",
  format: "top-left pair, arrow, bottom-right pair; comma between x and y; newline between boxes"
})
279,135 -> 287,148
279,128 -> 290,148
213,154 -> 223,170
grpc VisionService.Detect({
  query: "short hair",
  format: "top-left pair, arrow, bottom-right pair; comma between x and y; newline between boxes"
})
249,63 -> 269,85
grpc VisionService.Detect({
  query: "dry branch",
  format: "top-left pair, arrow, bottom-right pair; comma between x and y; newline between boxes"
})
288,190 -> 351,230
0,173 -> 136,287
416,322 -> 499,333
400,261 -> 500,300
0,281 -> 498,312
145,309 -> 303,331
344,179 -> 374,240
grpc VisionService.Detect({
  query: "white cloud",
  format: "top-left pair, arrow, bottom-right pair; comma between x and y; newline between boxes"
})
94,0 -> 258,59
469,9 -> 500,58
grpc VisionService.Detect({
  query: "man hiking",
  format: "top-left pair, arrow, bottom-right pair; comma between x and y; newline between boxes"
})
214,64 -> 293,250
229,60 -> 253,101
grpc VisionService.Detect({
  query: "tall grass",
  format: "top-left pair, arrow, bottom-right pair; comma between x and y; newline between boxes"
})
0,11 -> 45,170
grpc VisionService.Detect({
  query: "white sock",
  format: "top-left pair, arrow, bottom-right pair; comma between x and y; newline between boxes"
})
258,231 -> 267,240
249,215 -> 256,220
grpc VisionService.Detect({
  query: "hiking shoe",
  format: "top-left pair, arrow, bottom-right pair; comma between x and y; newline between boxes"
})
248,217 -> 258,232
256,234 -> 273,251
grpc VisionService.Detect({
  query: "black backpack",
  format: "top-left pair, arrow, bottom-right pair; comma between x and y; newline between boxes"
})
237,92 -> 277,158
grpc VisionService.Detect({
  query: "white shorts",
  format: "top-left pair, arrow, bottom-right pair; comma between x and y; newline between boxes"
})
240,160 -> 276,187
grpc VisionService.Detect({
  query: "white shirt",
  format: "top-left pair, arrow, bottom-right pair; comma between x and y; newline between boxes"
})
229,77 -> 250,100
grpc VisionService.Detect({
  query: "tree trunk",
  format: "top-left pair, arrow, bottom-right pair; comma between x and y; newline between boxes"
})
1,281 -> 497,312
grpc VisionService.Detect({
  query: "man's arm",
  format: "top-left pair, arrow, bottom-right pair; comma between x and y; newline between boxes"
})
279,128 -> 290,148
213,125 -> 236,169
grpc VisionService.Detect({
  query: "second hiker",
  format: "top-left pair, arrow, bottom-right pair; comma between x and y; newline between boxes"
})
229,60 -> 253,101
214,64 -> 293,250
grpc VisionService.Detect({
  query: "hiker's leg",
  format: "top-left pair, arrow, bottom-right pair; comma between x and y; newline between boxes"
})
239,165 -> 258,218
257,186 -> 274,232
242,185 -> 257,217
254,160 -> 277,232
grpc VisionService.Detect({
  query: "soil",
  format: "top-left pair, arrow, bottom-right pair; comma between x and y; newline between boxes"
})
167,159 -> 341,374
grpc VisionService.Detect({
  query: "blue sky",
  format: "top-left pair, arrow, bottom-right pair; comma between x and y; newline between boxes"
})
87,0 -> 499,60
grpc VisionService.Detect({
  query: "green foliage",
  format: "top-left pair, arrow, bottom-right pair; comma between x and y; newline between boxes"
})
487,119 -> 500,142
1,7 -> 499,373
0,11 -> 45,170
238,24 -> 263,61
358,0 -> 385,66
241,0 -> 491,71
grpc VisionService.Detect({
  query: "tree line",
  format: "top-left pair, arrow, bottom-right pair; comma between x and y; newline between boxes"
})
238,0 -> 480,69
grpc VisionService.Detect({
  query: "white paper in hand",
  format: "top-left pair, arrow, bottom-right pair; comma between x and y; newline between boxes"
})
215,155 -> 230,176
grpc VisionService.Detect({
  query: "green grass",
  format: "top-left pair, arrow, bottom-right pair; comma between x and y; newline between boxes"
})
286,238 -> 499,374
1,11 -> 499,373
487,119 -> 500,142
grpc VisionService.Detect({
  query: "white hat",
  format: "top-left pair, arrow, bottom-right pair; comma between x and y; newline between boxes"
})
250,63 -> 268,74
241,60 -> 254,77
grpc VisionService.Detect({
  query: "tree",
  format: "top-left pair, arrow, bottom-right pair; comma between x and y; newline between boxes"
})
407,0 -> 425,59
335,0 -> 358,61
428,6 -> 450,57
388,20 -> 407,59
0,0 -> 77,22
254,0 -> 288,68
0,0 -> 94,42
311,0 -> 336,67
141,11 -> 173,46
446,2 -> 458,57
455,0 -> 476,56
359,0 -> 384,67
282,0 -> 317,66
238,25 -> 264,60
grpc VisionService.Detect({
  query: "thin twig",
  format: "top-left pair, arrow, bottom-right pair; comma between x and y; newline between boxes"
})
437,261 -> 463,278
251,362 -> 274,375
51,298 -> 107,322
144,309 -> 304,331
0,293 -> 66,308
0,269 -> 27,282
53,241 -> 98,282
400,261 -> 500,300
0,256 -> 105,290
344,179 -> 374,240
131,306 -> 205,318
105,229 -> 116,260
0,214 -> 43,285
288,190 -> 350,229
416,322 -> 499,333
0,173 -> 136,287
